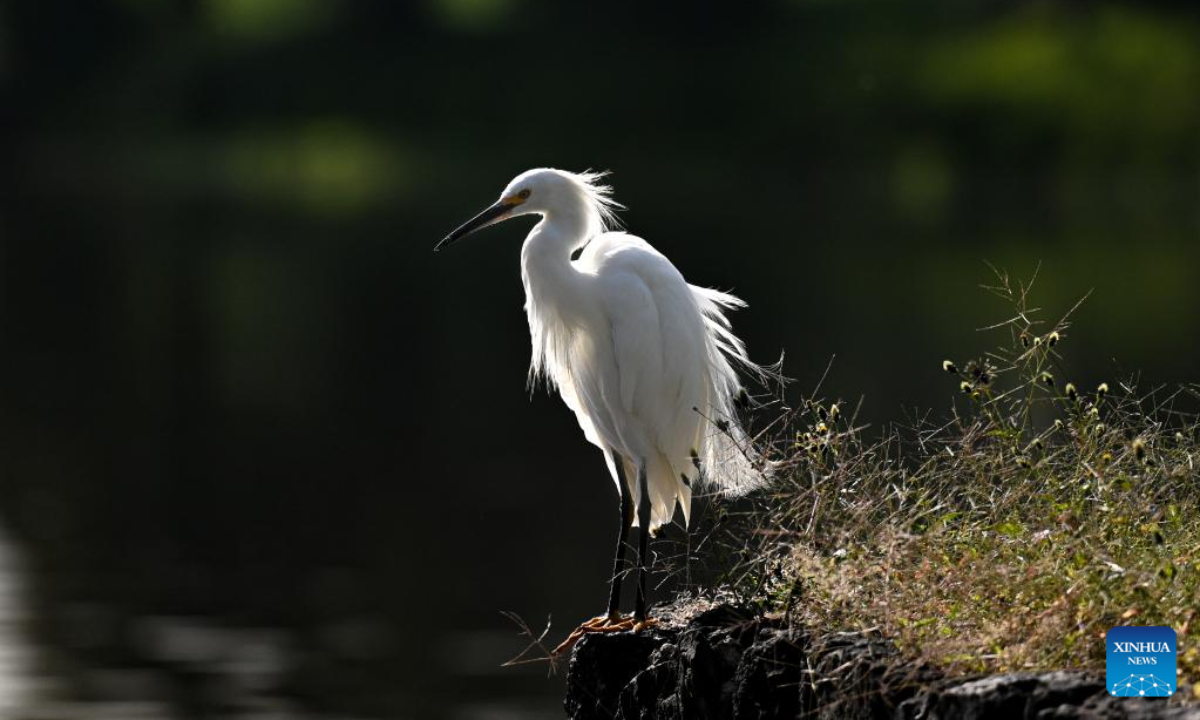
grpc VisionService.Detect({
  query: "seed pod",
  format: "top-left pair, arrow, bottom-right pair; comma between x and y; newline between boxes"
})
1033,336 -> 1043,347
829,403 -> 840,422
1048,331 -> 1060,346
1054,419 -> 1066,432
1016,456 -> 1032,469
1039,372 -> 1055,387
960,381 -> 972,394
1133,437 -> 1147,463
1029,438 -> 1044,453
1097,383 -> 1109,399
942,360 -> 958,374
1020,332 -> 1031,348
1065,383 -> 1078,401
1094,423 -> 1106,435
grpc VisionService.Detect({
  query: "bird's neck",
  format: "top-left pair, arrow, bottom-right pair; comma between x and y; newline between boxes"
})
520,208 -> 593,322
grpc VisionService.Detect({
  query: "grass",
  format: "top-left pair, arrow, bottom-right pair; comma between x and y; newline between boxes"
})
723,268 -> 1200,700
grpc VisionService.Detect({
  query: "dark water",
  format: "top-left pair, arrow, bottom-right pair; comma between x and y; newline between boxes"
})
0,525 -> 571,719
0,491 -> 751,718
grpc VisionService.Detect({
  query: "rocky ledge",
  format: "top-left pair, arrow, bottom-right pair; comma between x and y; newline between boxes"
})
564,603 -> 1198,720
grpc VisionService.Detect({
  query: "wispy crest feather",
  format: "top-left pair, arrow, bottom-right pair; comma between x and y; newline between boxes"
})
570,169 -> 624,236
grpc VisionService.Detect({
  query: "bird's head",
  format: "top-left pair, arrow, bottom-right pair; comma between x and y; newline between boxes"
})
434,168 -> 620,251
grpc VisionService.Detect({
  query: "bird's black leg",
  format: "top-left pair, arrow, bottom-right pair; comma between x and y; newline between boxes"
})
606,452 -> 634,620
634,461 -> 652,623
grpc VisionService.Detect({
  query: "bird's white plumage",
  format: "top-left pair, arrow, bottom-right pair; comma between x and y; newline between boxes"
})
505,168 -> 764,531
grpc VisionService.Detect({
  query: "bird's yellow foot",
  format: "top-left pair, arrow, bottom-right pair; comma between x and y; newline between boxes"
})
579,614 -> 622,630
632,617 -> 659,633
552,615 -> 638,656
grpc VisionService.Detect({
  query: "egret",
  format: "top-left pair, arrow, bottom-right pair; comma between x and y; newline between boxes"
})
435,168 -> 764,650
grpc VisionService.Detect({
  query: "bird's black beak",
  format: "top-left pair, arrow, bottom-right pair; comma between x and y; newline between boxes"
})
434,200 -> 517,252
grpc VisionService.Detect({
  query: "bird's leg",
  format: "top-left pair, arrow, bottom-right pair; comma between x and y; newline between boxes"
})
552,460 -> 658,657
551,454 -> 638,656
577,461 -> 635,632
633,461 -> 654,626
605,455 -> 635,620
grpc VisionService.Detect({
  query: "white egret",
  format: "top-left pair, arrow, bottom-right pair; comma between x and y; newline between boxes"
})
435,168 -> 764,649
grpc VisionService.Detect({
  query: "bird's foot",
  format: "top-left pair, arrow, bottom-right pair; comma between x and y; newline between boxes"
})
579,614 -> 629,630
551,614 -> 638,656
632,617 -> 659,633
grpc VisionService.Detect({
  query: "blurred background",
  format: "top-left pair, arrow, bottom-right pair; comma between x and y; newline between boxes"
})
1,0 -> 1198,717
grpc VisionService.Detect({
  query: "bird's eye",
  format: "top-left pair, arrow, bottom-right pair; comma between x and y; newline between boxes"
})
517,189 -> 532,199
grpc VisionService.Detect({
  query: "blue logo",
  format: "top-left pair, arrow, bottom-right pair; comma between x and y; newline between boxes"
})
1106,626 -> 1176,697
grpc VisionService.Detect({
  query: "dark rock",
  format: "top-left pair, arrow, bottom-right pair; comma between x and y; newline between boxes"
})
899,671 -> 1106,719
1039,692 -> 1200,720
565,628 -> 669,720
809,629 -> 940,720
731,626 -> 805,719
563,600 -> 1200,720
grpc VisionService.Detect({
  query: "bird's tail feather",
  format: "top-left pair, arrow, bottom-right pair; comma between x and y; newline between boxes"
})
690,285 -> 772,497
629,453 -> 680,533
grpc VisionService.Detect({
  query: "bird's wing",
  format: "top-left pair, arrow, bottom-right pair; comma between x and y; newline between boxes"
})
588,232 -> 767,506
591,233 -> 712,528
590,234 -> 678,424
